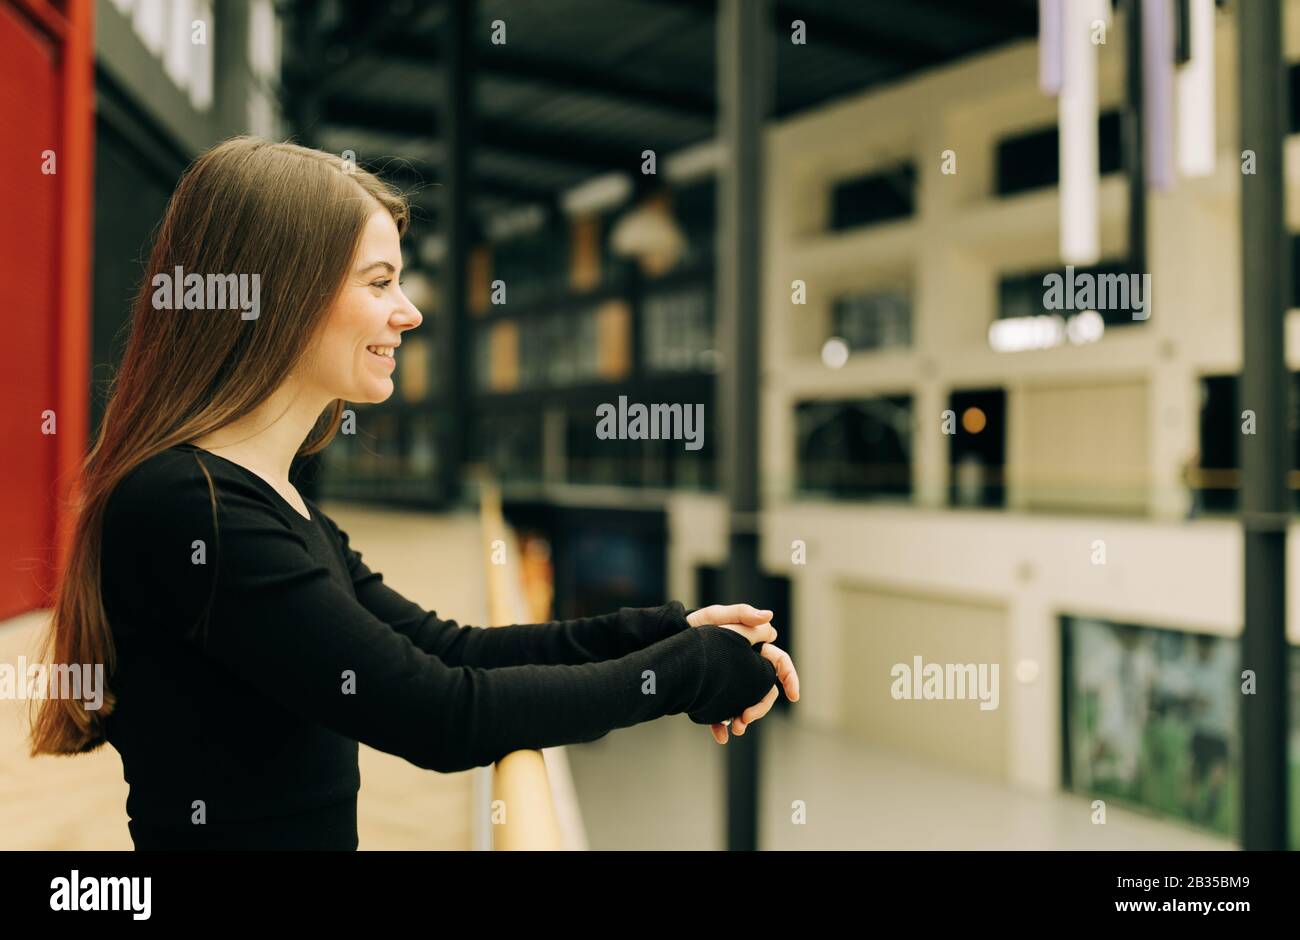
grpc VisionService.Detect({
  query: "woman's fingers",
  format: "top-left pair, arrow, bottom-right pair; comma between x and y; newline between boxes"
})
746,684 -> 779,723
732,685 -> 779,735
717,621 -> 777,646
688,603 -> 776,635
713,603 -> 773,626
703,631 -> 799,745
761,643 -> 800,702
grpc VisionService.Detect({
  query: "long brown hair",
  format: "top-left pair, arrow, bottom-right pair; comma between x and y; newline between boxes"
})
29,137 -> 409,755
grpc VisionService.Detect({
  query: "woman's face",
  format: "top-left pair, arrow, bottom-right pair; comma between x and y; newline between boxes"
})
306,208 -> 422,404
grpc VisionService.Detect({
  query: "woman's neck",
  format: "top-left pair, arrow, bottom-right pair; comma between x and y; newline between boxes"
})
190,380 -> 331,487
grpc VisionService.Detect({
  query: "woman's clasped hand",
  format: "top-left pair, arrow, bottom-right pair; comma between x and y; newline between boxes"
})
684,603 -> 801,744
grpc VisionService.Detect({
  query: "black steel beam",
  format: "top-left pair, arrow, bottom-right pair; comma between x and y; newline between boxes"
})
1238,0 -> 1290,852
371,35 -> 717,119
309,0 -> 445,99
716,0 -> 770,853
481,47 -> 716,118
320,98 -> 648,174
1122,0 -> 1147,282
372,158 -> 557,207
214,0 -> 253,140
910,0 -> 1038,39
653,0 -> 939,67
281,0 -> 327,147
440,0 -> 473,506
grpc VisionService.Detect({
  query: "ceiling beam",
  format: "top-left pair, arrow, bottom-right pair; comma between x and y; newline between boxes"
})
321,98 -> 651,173
914,0 -> 1038,39
311,0 -> 447,98
372,35 -> 717,119
373,159 -> 558,207
644,0 -> 943,67
773,2 -> 943,67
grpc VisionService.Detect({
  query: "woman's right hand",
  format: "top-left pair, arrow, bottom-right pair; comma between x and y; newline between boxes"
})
709,625 -> 799,744
685,623 -> 798,733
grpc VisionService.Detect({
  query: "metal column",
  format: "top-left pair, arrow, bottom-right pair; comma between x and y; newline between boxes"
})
214,0 -> 254,142
439,0 -> 474,506
1238,0 -> 1289,851
1122,0 -> 1146,280
716,0 -> 770,852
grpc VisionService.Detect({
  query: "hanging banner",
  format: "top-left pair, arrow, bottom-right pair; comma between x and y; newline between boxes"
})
1177,0 -> 1216,178
1060,0 -> 1104,264
1039,0 -> 1065,95
1144,0 -> 1176,189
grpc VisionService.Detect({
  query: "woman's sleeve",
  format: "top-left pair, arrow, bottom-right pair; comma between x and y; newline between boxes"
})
317,511 -> 692,668
142,470 -> 771,774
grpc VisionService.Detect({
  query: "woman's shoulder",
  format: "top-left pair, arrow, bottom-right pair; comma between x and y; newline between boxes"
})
105,444 -> 281,537
111,444 -> 217,507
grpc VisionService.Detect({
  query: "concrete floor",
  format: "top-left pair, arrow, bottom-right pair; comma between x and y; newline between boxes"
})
567,708 -> 1234,850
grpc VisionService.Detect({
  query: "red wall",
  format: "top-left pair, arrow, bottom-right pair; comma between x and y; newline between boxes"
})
0,0 -> 92,621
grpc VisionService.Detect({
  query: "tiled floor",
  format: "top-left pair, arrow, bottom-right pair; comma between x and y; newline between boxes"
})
566,708 -> 1234,850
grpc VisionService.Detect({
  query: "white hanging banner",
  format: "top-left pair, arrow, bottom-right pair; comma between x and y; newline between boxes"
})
1177,0 -> 1216,178
1060,0 -> 1104,264
1144,0 -> 1177,190
1039,0 -> 1065,95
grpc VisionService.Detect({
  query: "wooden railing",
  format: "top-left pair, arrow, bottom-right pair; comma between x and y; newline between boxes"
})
478,478 -> 566,850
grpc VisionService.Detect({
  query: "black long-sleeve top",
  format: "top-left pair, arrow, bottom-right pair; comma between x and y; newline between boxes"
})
99,443 -> 776,849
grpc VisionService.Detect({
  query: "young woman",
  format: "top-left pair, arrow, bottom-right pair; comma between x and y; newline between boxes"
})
28,137 -> 799,850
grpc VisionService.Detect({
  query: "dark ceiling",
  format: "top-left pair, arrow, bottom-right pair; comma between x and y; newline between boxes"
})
283,0 -> 1039,229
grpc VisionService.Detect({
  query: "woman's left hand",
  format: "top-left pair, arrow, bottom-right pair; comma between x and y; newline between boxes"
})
685,603 -> 801,743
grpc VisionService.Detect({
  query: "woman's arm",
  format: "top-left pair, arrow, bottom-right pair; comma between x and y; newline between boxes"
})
317,511 -> 692,668
134,470 -> 777,773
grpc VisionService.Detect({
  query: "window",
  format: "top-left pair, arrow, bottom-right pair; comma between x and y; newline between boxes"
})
828,163 -> 916,230
1194,373 -> 1300,514
830,289 -> 911,351
795,396 -> 913,500
948,388 -> 1006,508
1288,63 -> 1300,133
642,285 -> 713,372
672,178 -> 716,270
1289,234 -> 1300,308
566,401 -> 645,487
563,385 -> 714,490
995,110 -> 1123,196
472,411 -> 543,485
493,228 -> 565,311
993,259 -> 1148,353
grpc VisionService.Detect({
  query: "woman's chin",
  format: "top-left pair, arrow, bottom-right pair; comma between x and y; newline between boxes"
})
352,379 -> 394,404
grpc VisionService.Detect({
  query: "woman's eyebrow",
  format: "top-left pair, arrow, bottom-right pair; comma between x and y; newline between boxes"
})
356,260 -> 396,275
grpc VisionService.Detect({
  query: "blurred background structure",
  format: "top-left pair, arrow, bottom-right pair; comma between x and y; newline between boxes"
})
2,0 -> 1297,850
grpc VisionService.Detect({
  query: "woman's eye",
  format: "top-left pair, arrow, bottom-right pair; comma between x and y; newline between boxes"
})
373,279 -> 391,289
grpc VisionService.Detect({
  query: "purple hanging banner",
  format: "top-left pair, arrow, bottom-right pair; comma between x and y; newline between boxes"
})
1039,0 -> 1065,94
1144,0 -> 1176,190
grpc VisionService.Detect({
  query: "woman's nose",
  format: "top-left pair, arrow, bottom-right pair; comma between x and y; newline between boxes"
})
395,293 -> 422,329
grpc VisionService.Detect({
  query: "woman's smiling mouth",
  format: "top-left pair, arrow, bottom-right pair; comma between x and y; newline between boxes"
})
366,344 -> 396,362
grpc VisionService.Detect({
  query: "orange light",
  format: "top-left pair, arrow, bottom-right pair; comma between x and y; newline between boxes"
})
961,407 -> 987,434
